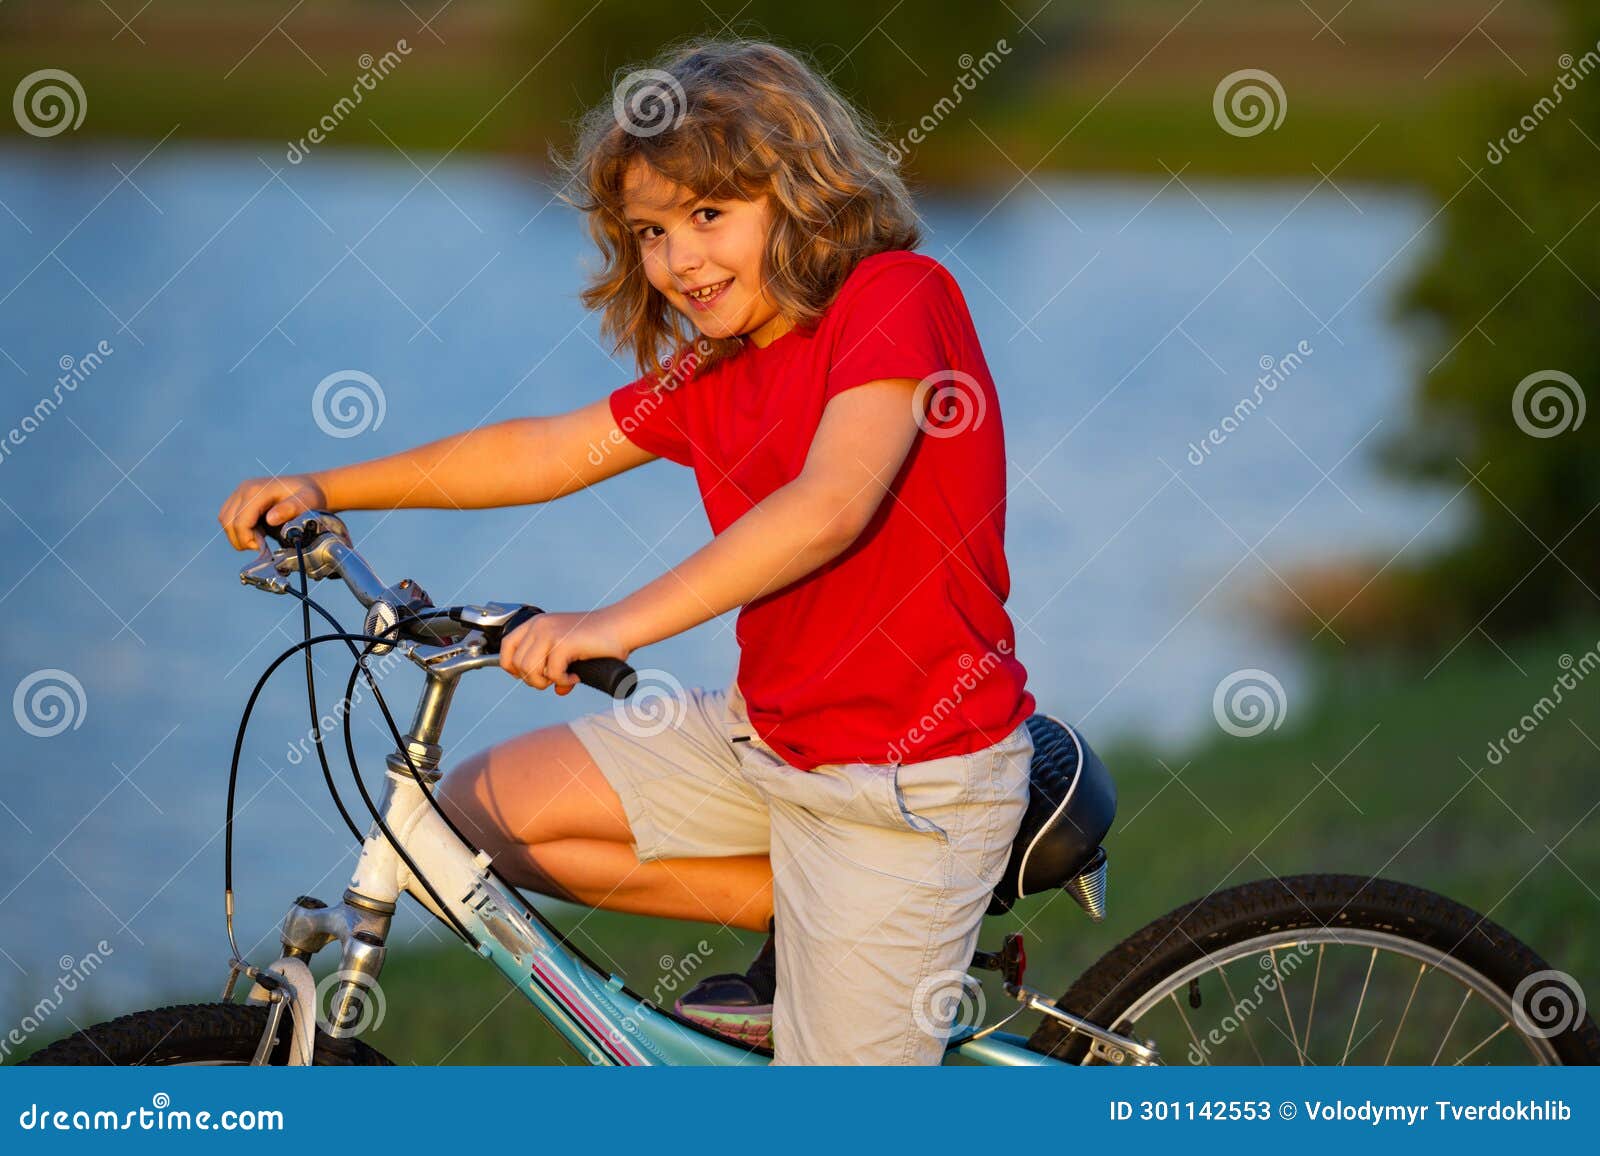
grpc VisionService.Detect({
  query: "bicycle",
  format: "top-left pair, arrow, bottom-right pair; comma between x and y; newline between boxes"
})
24,511 -> 1600,1066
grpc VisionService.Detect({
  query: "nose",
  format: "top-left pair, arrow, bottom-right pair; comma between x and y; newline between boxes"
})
665,231 -> 702,283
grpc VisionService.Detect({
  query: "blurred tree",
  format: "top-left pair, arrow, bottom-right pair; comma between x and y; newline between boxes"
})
516,0 -> 1027,178
1357,0 -> 1600,649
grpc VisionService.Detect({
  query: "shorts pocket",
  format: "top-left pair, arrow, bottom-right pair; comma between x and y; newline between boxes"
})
885,755 -> 971,842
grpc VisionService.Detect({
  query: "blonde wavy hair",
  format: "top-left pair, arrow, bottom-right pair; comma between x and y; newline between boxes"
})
554,37 -> 922,382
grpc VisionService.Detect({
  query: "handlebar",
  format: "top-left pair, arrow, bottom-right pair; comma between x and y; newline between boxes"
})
242,511 -> 638,699
482,605 -> 638,698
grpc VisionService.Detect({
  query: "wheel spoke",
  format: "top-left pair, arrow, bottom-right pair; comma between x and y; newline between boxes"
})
1430,989 -> 1473,1066
1384,962 -> 1428,1066
1340,947 -> 1378,1065
1269,946 -> 1305,1066
1452,1019 -> 1511,1066
1215,965 -> 1267,1065
1303,942 -> 1324,1061
1101,919 -> 1567,1068
1168,990 -> 1211,1065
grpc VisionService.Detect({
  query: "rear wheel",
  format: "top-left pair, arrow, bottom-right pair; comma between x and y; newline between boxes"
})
1026,874 -> 1600,1065
18,1003 -> 393,1066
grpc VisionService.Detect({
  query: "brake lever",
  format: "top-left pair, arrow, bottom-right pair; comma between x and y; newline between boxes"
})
451,603 -> 640,699
240,545 -> 292,594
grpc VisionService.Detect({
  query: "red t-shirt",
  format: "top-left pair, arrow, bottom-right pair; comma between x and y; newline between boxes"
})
607,249 -> 1034,770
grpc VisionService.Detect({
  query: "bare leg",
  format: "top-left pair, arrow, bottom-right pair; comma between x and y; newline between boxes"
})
435,723 -> 773,932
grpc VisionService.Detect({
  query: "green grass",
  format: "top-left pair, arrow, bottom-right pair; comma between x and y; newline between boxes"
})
11,617 -> 1597,1064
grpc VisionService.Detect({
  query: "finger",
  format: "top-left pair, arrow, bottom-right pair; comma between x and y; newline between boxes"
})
497,636 -> 522,680
504,634 -> 547,689
224,493 -> 250,551
231,504 -> 254,552
545,646 -> 571,686
218,497 -> 237,550
245,503 -> 265,550
241,490 -> 270,549
521,635 -> 553,690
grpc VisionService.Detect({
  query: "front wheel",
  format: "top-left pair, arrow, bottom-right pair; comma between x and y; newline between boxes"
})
18,1003 -> 393,1066
1026,874 -> 1600,1065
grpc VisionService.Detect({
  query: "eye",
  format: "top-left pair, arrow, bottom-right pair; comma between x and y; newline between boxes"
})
694,207 -> 722,224
635,224 -> 663,242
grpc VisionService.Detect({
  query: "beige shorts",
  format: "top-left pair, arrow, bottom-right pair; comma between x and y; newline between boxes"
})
566,675 -> 1033,1065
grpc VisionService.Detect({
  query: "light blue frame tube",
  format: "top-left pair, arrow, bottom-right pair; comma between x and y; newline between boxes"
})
459,881 -> 1066,1066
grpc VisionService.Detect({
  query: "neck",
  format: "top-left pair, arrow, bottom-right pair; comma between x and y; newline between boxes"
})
747,314 -> 793,348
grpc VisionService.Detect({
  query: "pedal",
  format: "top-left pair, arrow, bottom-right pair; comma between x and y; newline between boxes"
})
971,932 -> 1027,988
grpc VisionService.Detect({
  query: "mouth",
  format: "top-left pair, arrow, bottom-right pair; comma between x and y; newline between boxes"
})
682,278 -> 733,310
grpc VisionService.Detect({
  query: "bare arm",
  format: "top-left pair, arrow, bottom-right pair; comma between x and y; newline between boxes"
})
220,397 -> 657,549
313,398 -> 655,510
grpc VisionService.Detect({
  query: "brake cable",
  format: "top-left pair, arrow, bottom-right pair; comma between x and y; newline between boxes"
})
294,537 -> 363,844
222,631 -> 479,957
329,625 -> 619,980
228,533 -> 614,978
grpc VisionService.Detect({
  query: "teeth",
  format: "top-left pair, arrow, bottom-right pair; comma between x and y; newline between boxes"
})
688,279 -> 730,301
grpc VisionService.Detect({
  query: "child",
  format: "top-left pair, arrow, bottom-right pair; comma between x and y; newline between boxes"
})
218,37 -> 1035,1065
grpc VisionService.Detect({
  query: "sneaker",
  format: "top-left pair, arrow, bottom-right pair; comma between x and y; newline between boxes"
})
673,917 -> 775,1047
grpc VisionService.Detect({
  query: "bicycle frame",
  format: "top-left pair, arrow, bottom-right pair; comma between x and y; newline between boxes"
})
251,763 -> 1061,1066
229,525 -> 1064,1065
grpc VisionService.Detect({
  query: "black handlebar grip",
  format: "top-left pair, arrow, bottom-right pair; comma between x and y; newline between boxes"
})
484,605 -> 638,699
568,657 -> 638,700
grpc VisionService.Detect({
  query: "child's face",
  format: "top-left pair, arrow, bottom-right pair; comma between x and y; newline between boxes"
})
622,161 -> 791,347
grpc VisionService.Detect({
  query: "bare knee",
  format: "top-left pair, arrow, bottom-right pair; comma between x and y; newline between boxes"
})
436,723 -> 631,851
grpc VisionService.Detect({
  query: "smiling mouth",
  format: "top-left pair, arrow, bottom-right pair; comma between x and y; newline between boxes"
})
684,278 -> 733,307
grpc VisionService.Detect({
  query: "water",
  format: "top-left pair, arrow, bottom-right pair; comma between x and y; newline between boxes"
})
0,142 -> 1455,1012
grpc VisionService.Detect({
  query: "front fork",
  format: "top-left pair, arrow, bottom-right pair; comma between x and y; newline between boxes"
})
225,684 -> 459,1060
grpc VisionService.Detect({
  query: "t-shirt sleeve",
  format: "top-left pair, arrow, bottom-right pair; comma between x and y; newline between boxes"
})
607,372 -> 695,467
824,259 -> 954,403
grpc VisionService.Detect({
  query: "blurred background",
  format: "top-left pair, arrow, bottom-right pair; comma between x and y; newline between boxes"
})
0,0 -> 1595,1064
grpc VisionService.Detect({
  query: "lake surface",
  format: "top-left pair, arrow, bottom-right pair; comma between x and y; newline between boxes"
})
0,142 -> 1456,1012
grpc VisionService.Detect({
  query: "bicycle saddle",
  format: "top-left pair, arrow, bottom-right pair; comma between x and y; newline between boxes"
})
987,714 -> 1117,917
